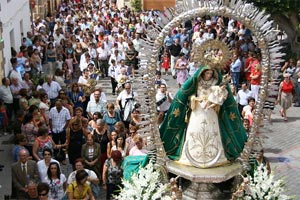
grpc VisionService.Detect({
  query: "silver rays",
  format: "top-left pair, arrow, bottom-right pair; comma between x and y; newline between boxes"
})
133,0 -> 285,170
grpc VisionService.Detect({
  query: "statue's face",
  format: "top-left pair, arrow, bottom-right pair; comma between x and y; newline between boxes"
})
203,70 -> 214,81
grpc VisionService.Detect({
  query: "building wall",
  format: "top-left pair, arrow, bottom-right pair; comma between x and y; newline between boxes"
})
0,0 -> 31,77
143,0 -> 175,11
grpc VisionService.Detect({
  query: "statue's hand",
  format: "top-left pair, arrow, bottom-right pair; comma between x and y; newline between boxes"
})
190,96 -> 197,111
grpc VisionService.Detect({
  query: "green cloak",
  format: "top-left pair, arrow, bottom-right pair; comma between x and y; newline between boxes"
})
159,66 -> 247,161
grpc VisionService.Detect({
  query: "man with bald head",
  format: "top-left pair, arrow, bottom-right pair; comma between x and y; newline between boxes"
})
11,149 -> 39,199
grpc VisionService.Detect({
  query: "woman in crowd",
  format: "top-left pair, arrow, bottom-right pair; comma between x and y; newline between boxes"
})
88,112 -> 102,129
21,112 -> 39,156
242,97 -> 256,126
19,88 -> 29,112
37,182 -> 50,200
66,118 -> 85,169
114,134 -> 126,158
106,131 -> 118,158
44,162 -> 67,200
92,119 -> 110,177
32,126 -> 65,161
67,169 -> 95,200
102,150 -> 123,200
39,93 -> 50,124
250,63 -> 262,101
46,42 -> 57,76
278,73 -> 294,121
125,125 -> 138,155
81,134 -> 101,179
130,108 -> 141,127
129,135 -> 148,156
175,53 -> 189,88
68,83 -> 85,110
37,148 -> 60,182
28,105 -> 45,128
114,121 -> 126,138
103,103 -> 121,133
125,42 -> 138,70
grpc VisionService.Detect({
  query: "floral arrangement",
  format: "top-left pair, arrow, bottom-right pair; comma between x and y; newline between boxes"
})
232,164 -> 291,200
115,162 -> 175,200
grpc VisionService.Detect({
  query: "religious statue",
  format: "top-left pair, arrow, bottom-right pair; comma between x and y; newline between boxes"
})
159,66 -> 247,168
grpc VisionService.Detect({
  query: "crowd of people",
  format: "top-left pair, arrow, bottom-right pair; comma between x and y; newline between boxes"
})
0,0 -> 299,199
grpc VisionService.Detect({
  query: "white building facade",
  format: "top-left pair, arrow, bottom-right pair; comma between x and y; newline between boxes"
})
0,0 -> 31,77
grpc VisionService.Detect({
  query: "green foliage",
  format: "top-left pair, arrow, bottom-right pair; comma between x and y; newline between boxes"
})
130,0 -> 142,12
247,0 -> 300,15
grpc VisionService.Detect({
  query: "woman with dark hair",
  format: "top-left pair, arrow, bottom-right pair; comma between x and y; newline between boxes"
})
37,182 -> 50,200
65,117 -> 85,169
81,134 -> 101,179
28,105 -> 46,127
37,148 -> 60,182
103,103 -> 121,133
39,92 -> 50,124
114,121 -> 126,138
19,88 -> 29,112
32,126 -> 65,161
92,119 -> 110,177
88,111 -> 101,129
21,113 -> 39,155
68,83 -> 85,110
44,162 -> 67,200
102,150 -> 123,200
46,42 -> 57,76
175,52 -> 188,88
67,169 -> 95,200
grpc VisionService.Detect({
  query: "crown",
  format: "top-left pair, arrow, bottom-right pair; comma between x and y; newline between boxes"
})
191,39 -> 231,70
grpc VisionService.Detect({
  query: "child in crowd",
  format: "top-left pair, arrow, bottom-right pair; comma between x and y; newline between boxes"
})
161,51 -> 170,75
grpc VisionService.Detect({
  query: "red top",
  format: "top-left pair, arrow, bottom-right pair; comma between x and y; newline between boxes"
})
162,56 -> 170,69
250,70 -> 262,85
282,80 -> 293,93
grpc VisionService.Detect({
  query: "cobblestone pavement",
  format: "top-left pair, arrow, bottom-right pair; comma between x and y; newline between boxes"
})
0,74 -> 299,199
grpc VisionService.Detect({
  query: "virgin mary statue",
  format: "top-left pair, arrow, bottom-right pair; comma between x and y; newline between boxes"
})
159,66 -> 247,168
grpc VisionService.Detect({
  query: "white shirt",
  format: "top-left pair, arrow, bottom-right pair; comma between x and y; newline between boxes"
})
42,81 -> 62,99
237,89 -> 253,106
117,89 -> 138,108
156,91 -> 172,112
86,99 -> 107,115
49,106 -> 71,133
37,158 -> 60,182
67,169 -> 97,185
0,85 -> 13,103
97,47 -> 108,60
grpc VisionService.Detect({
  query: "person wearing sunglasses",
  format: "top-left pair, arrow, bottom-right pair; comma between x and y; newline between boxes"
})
37,182 -> 49,200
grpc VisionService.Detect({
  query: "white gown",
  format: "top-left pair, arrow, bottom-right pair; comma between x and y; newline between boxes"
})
178,80 -> 229,168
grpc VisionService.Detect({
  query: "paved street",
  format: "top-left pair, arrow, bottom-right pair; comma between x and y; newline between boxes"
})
0,74 -> 299,199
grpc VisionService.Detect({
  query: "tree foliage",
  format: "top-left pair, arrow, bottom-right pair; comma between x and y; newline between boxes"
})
247,0 -> 300,16
130,0 -> 142,12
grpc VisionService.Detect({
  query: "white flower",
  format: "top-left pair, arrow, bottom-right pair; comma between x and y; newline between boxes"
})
234,164 -> 292,200
116,162 -> 172,200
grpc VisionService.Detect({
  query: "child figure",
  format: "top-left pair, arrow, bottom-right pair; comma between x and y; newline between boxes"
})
0,99 -> 9,135
161,51 -> 170,75
65,53 -> 74,73
56,55 -> 64,70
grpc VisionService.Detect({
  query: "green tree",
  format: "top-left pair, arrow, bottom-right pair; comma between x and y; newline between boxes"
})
247,0 -> 300,57
130,0 -> 142,12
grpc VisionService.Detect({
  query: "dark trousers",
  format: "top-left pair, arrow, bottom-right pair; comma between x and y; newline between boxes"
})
52,130 -> 66,161
110,77 -> 118,94
12,98 -> 20,117
99,60 -> 109,77
106,183 -> 121,200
